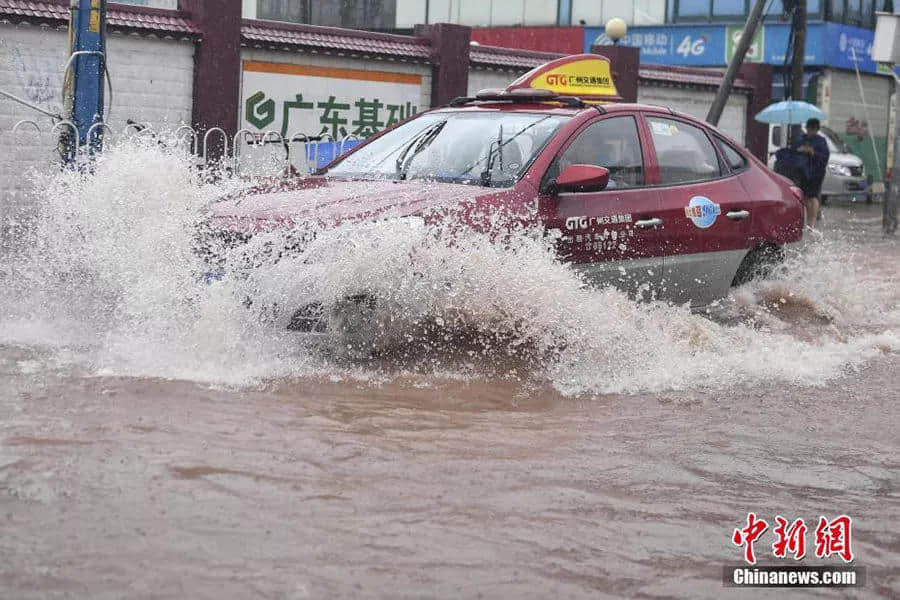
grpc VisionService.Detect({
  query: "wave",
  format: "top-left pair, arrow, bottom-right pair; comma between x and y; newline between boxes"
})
1,140 -> 897,394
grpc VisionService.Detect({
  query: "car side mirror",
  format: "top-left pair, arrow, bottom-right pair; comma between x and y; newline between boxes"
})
555,164 -> 610,194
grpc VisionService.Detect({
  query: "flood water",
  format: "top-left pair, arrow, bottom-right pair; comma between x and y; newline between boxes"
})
1,144 -> 898,598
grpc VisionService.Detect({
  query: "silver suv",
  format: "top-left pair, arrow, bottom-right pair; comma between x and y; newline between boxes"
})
819,126 -> 869,204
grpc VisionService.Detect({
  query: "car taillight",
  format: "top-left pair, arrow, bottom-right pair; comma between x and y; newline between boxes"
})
789,186 -> 803,203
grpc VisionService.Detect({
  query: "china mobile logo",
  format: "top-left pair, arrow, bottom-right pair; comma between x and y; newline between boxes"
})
732,513 -> 854,564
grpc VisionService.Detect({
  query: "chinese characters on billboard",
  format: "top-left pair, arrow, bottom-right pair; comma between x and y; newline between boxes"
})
240,61 -> 423,141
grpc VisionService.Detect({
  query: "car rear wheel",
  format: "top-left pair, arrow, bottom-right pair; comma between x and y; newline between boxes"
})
731,243 -> 784,287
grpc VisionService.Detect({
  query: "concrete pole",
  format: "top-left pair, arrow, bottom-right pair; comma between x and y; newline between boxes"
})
789,0 -> 807,144
887,80 -> 899,234
790,0 -> 807,101
64,0 -> 108,162
707,0 -> 767,126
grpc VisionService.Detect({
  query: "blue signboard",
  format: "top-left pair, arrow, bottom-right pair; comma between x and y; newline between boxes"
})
763,23 -> 823,64
585,22 -> 891,75
304,140 -> 363,169
823,22 -> 878,72
586,25 -> 726,67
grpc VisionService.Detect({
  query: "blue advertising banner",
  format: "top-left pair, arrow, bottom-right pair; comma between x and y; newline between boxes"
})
823,22 -> 878,72
586,22 -> 894,75
585,25 -> 726,67
763,23 -> 823,64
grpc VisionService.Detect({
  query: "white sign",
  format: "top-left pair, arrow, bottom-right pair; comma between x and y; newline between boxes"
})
240,61 -> 423,140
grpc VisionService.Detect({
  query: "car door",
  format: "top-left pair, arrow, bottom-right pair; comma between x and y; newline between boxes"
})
642,114 -> 754,306
537,114 -> 667,301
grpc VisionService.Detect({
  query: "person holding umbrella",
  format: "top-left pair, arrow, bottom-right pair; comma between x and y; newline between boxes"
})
756,101 -> 829,229
791,118 -> 829,228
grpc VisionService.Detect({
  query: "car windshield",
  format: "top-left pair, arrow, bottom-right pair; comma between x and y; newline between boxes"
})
325,111 -> 570,187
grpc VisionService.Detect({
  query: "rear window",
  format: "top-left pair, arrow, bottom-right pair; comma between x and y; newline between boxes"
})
717,137 -> 748,172
647,116 -> 722,185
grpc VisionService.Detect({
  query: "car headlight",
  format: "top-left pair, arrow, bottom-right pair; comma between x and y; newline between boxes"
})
828,163 -> 852,177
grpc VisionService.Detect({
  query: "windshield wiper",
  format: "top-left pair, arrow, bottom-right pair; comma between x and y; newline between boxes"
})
395,120 -> 447,180
460,115 -> 553,186
480,125 -> 504,187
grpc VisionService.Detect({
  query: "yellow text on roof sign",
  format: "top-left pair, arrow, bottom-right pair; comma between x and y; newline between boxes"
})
529,57 -> 619,97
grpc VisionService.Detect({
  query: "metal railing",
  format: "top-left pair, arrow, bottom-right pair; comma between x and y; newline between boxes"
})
4,121 -> 364,180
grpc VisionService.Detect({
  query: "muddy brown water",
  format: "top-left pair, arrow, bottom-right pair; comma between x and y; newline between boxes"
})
1,205 -> 898,599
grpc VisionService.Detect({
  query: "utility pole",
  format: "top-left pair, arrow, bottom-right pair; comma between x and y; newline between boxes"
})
789,0 -> 807,143
62,0 -> 108,163
707,0 -> 768,126
888,91 -> 899,234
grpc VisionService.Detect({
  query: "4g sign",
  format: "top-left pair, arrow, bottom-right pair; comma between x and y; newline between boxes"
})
588,24 -> 771,66
585,25 -> 728,66
673,28 -> 763,63
677,34 -> 708,58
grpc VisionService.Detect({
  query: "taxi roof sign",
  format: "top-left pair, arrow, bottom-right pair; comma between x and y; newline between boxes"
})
506,54 -> 621,103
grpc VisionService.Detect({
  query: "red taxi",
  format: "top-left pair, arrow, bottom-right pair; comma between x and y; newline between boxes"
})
207,54 -> 804,314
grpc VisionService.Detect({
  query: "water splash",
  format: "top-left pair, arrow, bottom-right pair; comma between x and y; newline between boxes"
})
1,140 -> 897,393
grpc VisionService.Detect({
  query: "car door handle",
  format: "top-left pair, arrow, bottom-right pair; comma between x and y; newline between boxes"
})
726,210 -> 750,221
634,217 -> 663,229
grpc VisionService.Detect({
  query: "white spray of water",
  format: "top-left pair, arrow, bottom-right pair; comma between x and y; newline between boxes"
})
1,141 -> 897,393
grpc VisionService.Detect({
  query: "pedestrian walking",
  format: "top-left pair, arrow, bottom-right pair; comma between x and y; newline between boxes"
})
791,118 -> 829,228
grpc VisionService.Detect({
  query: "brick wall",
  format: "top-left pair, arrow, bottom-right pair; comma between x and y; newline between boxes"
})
0,22 -> 194,221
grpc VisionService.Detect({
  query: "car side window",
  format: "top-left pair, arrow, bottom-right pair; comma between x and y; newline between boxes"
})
546,116 -> 644,190
717,137 -> 748,172
647,116 -> 722,185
